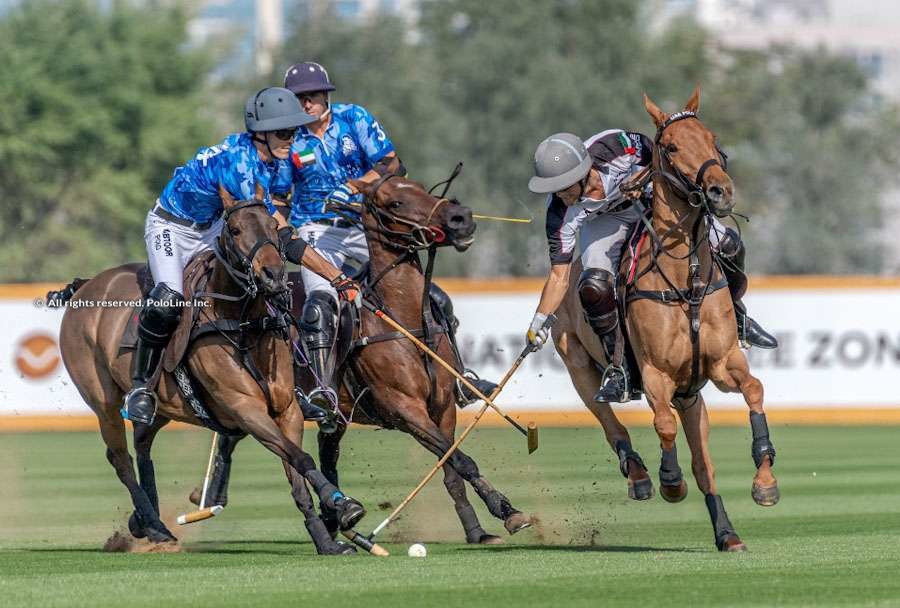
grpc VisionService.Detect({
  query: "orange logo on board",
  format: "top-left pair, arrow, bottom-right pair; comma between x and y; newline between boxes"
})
15,333 -> 61,380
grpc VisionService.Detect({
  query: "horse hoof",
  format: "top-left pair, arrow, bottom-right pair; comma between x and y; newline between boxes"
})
188,487 -> 202,506
628,477 -> 655,501
128,512 -> 146,539
477,534 -> 504,545
719,536 -> 747,552
336,498 -> 366,530
751,482 -> 780,507
145,525 -> 178,544
320,541 -> 357,556
660,480 -> 688,503
503,511 -> 531,535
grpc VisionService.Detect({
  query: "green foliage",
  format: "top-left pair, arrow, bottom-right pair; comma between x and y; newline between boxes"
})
1,0 -> 896,280
0,0 -> 214,281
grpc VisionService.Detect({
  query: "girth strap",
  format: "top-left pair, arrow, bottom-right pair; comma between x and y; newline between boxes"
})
626,276 -> 728,305
352,323 -> 446,350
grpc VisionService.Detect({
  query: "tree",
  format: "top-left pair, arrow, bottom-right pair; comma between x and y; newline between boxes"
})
0,0 -> 215,281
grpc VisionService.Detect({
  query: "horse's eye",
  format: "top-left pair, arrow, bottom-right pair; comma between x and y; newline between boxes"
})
389,201 -> 403,210
666,143 -> 678,153
230,227 -> 241,236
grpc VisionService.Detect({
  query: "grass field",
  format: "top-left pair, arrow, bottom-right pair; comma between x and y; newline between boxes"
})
1,424 -> 899,607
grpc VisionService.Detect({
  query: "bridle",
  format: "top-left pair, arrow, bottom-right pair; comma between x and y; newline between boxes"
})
361,173 -> 452,252
212,199 -> 284,301
654,110 -> 729,210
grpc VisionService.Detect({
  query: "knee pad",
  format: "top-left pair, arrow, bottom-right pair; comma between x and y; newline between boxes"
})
577,268 -> 618,334
429,283 -> 459,333
138,283 -> 184,344
300,291 -> 338,350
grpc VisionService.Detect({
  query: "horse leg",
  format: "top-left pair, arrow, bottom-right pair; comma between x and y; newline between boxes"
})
97,413 -> 176,543
436,403 -> 502,544
317,422 -> 347,538
642,366 -> 688,502
276,409 -> 355,555
226,403 -> 366,531
714,348 -> 779,506
555,330 -> 653,500
674,394 -> 747,552
130,417 -> 171,538
400,406 -> 530,535
189,433 -> 247,508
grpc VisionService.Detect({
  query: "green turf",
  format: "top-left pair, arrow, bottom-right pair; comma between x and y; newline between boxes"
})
1,424 -> 899,607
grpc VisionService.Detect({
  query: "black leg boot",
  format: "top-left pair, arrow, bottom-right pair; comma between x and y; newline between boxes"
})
717,229 -> 778,349
299,292 -> 339,428
121,284 -> 183,425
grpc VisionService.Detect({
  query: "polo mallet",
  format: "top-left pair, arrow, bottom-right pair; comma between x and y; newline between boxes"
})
362,299 -> 539,451
177,433 -> 224,525
471,214 -> 533,224
364,313 -> 555,543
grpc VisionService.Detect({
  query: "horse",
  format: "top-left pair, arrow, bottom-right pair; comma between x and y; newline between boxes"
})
552,86 -> 778,551
53,184 -> 366,554
191,175 -> 532,544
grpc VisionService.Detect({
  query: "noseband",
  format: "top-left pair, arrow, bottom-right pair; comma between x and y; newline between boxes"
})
214,199 -> 283,299
655,111 -> 729,208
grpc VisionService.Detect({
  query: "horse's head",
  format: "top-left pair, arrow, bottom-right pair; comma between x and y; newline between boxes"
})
217,183 -> 287,296
644,86 -> 734,217
352,175 -> 476,252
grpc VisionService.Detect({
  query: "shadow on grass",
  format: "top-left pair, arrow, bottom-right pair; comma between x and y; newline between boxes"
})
472,544 -> 703,554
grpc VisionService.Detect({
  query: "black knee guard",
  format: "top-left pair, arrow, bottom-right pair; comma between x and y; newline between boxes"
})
429,283 -> 459,334
577,268 -> 619,336
138,283 -> 184,346
300,291 -> 338,351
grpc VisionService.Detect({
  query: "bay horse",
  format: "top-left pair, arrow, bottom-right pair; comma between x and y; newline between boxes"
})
54,185 -> 365,554
192,175 -> 532,544
552,87 -> 778,551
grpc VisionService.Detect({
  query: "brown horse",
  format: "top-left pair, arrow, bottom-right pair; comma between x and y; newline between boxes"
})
553,87 -> 778,551
194,175 -> 532,544
55,185 -> 365,554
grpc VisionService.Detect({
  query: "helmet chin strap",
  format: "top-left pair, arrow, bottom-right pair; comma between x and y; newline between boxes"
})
252,132 -> 279,164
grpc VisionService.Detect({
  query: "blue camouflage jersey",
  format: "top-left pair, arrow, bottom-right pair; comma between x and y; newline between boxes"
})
288,103 -> 394,226
158,132 -> 293,224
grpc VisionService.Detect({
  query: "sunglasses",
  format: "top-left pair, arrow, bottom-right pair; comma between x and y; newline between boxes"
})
271,128 -> 298,141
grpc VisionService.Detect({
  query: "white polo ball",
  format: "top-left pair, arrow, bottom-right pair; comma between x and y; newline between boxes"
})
407,543 -> 427,557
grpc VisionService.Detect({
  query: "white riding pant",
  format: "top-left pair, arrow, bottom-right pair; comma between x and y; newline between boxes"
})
579,206 -> 728,276
296,222 -> 369,302
144,207 -> 222,295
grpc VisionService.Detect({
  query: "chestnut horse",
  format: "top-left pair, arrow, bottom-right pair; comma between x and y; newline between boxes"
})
553,87 -> 778,551
193,175 -> 532,544
54,185 -> 365,554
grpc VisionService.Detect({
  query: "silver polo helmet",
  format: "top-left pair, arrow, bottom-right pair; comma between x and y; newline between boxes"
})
528,132 -> 592,194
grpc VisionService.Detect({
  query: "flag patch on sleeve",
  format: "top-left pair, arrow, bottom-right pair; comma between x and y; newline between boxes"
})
291,148 -> 316,168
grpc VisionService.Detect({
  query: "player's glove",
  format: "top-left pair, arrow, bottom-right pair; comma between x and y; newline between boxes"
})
526,312 -> 551,350
330,273 -> 362,308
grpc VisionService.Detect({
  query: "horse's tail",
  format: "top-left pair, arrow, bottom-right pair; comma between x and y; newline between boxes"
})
46,277 -> 89,306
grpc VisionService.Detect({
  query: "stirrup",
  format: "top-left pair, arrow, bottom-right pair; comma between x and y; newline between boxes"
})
120,387 -> 157,425
594,364 -> 630,404
456,369 -> 491,408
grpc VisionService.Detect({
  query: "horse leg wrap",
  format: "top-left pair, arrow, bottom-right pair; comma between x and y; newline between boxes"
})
456,503 -> 488,543
305,516 -> 349,554
472,478 -> 516,520
750,411 -> 776,468
136,457 -> 159,513
659,446 -> 683,486
207,453 -> 233,506
615,440 -> 647,479
704,493 -> 737,550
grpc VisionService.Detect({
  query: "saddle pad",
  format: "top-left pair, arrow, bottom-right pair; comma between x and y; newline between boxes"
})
119,307 -> 141,350
163,250 -> 217,373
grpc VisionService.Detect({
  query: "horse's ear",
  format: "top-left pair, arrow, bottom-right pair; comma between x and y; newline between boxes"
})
684,84 -> 701,113
254,182 -> 265,202
350,179 -> 373,200
643,93 -> 667,128
218,183 -> 237,209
